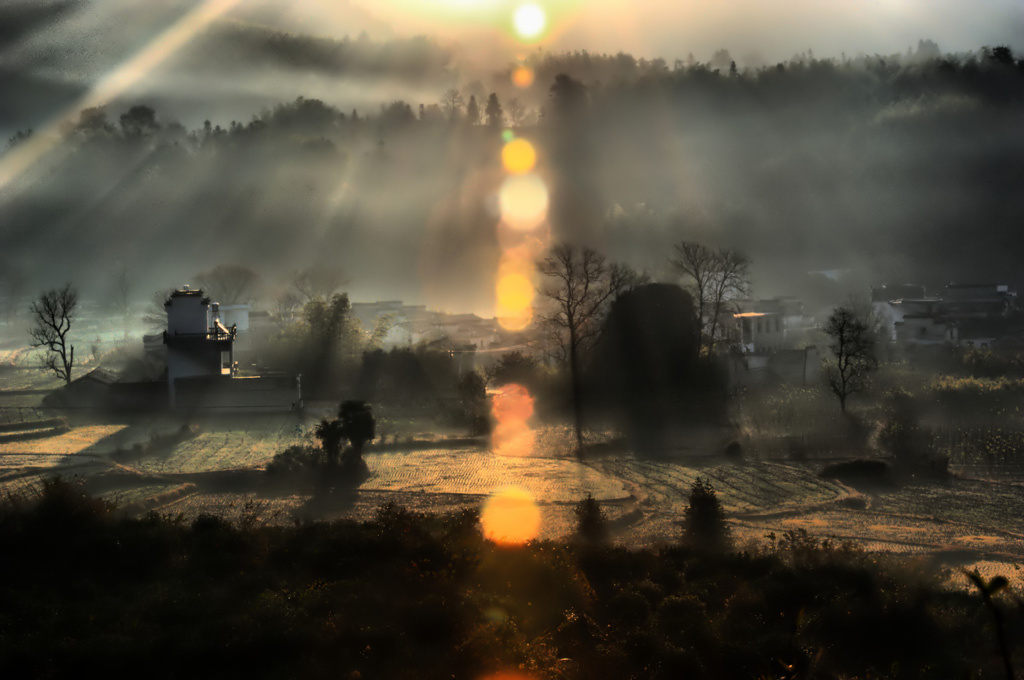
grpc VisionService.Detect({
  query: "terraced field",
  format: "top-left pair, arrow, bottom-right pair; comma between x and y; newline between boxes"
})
130,416 -> 306,474
594,458 -> 848,513
362,448 -> 628,502
0,425 -> 126,456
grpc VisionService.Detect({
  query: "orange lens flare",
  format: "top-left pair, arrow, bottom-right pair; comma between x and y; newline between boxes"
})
512,66 -> 535,89
492,383 -> 535,423
502,138 -> 537,175
491,383 -> 535,455
481,486 -> 541,546
495,249 -> 537,330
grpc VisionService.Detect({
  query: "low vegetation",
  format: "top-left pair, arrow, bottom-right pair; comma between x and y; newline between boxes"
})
1,478 -> 1021,679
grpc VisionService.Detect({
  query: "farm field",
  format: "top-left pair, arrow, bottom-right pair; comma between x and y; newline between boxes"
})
129,414 -> 307,474
1,412 -> 1022,586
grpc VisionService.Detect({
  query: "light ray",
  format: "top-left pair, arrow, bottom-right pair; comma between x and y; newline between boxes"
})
0,0 -> 243,192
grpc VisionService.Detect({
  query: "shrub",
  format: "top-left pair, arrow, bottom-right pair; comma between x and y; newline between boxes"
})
574,493 -> 609,544
681,477 -> 729,552
265,444 -> 325,477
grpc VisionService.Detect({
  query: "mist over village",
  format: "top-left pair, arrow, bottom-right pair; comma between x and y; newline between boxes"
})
2,1 -> 1024,678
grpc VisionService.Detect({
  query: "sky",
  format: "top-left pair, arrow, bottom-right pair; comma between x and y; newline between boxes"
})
353,0 -> 1024,64
2,0 -> 1023,312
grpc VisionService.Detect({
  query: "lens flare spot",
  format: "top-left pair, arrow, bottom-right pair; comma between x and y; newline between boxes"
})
491,383 -> 535,455
479,672 -> 535,680
501,129 -> 516,143
497,273 -> 534,310
481,486 -> 541,546
502,138 -> 537,175
499,173 -> 548,231
492,383 -> 534,423
512,66 -> 535,88
513,4 -> 546,39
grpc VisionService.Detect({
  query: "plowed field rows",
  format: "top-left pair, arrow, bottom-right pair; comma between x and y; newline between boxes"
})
0,425 -> 126,460
595,459 -> 847,514
361,449 -> 629,501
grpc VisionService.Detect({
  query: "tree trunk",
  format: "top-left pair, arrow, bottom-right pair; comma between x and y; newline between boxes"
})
569,338 -> 584,457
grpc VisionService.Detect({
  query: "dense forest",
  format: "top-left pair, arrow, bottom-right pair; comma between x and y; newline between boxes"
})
3,41 -> 1024,312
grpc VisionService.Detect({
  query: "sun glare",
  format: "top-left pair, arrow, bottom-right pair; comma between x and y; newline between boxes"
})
513,4 -> 547,40
481,486 -> 541,546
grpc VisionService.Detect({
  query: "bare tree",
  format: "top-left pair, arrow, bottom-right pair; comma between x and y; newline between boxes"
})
440,88 -> 464,121
143,288 -> 175,330
670,241 -> 750,359
29,284 -> 78,385
290,265 -> 349,302
193,265 -> 261,305
537,243 -> 645,454
506,97 -> 528,127
823,305 -> 878,413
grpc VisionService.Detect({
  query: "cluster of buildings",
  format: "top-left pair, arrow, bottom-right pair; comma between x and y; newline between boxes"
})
721,281 -> 1021,387
41,276 -> 1022,411
877,283 -> 1020,351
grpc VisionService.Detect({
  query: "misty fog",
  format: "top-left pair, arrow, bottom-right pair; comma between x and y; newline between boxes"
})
2,4 -> 1023,316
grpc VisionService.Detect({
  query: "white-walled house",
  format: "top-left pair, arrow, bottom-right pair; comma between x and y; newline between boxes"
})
163,288 -> 235,406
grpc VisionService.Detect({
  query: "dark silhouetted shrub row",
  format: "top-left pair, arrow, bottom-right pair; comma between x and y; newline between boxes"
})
0,478 -> 1020,679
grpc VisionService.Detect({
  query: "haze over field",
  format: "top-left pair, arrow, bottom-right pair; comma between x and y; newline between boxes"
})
2,0 -> 1023,315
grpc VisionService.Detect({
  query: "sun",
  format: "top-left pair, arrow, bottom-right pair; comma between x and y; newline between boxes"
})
513,4 -> 546,40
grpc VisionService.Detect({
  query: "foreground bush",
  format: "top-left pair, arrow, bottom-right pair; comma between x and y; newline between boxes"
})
0,478 -> 1020,679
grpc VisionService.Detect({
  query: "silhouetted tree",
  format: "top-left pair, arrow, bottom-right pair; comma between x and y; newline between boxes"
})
484,93 -> 503,127
487,350 -> 542,390
29,284 -> 78,385
549,73 -> 588,119
290,265 -> 349,302
314,418 -> 346,463
5,128 -> 32,150
193,265 -> 261,305
506,97 -> 528,127
440,88 -> 463,120
538,243 -> 644,454
670,242 -> 750,359
73,106 -> 114,137
824,305 -> 877,413
574,493 -> 609,544
119,105 -> 159,138
338,400 -> 375,466
682,476 -> 729,551
465,95 -> 480,125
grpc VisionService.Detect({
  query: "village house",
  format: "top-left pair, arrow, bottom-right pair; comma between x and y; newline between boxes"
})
163,287 -> 301,411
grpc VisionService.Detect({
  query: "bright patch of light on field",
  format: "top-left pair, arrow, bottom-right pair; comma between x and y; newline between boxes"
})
481,486 -> 541,546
